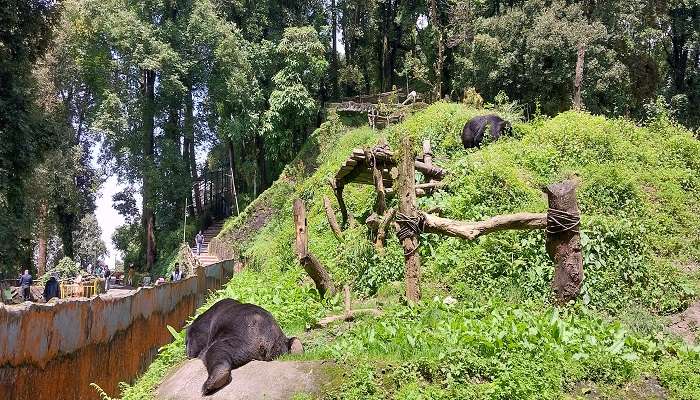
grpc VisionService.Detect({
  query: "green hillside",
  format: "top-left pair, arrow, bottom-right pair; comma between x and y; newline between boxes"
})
121,103 -> 700,399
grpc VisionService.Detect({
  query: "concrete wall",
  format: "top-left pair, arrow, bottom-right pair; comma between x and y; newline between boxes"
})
0,260 -> 235,400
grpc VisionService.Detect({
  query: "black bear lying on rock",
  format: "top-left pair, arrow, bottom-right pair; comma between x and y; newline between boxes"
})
186,299 -> 303,395
461,114 -> 512,149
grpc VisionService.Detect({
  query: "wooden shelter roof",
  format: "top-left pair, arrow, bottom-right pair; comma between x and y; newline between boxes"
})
334,145 -> 446,188
335,147 -> 395,188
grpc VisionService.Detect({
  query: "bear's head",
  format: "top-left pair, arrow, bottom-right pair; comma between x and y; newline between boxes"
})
288,337 -> 304,354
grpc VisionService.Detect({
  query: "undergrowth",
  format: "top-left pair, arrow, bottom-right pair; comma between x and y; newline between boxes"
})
117,103 -> 699,399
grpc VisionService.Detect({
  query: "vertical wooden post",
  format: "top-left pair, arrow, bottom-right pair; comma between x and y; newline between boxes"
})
421,139 -> 436,195
329,178 -> 350,229
573,43 -> 586,111
293,199 -> 337,298
343,285 -> 351,319
396,134 -> 421,302
366,148 -> 387,216
545,180 -> 583,303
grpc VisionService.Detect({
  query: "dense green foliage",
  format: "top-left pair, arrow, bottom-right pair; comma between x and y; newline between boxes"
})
4,0 -> 699,277
119,103 -> 699,399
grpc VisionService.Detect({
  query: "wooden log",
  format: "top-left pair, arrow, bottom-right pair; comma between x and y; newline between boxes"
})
396,134 -> 421,302
415,160 -> 446,180
376,208 -> 396,251
422,140 -> 434,175
343,285 -> 351,319
323,195 -> 343,240
422,212 -> 547,240
329,178 -> 349,229
365,148 -> 386,216
544,180 -> 583,303
315,308 -> 383,327
386,181 -> 445,196
293,199 -> 336,298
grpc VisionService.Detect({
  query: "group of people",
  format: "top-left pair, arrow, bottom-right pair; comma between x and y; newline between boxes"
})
11,261 -> 186,304
15,269 -> 60,302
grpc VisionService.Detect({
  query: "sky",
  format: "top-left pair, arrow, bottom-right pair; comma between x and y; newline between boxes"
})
93,143 -> 209,268
94,175 -> 128,266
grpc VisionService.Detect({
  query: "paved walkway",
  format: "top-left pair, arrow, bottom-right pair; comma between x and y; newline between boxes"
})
193,221 -> 224,266
156,360 -> 336,400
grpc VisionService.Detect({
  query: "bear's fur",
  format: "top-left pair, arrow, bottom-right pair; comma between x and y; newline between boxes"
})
461,114 -> 511,149
185,299 -> 303,395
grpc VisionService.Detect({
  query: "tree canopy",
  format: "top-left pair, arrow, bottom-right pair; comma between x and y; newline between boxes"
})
1,0 -> 698,276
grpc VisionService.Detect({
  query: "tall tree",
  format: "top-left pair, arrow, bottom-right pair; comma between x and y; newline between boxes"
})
0,0 -> 61,275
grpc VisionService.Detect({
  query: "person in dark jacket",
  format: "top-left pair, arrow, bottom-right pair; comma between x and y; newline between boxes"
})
18,269 -> 33,301
43,275 -> 60,301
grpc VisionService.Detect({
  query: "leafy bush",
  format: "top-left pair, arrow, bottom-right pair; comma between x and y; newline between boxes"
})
41,256 -> 81,285
126,103 -> 700,399
311,298 -> 700,399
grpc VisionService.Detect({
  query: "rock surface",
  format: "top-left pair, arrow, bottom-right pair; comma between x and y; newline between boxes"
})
156,359 -> 335,400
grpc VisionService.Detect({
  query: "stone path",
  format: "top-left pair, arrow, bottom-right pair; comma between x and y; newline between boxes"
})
156,359 -> 336,400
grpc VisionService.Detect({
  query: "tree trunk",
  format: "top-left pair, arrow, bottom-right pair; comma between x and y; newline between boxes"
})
293,199 -> 336,298
36,201 -> 48,276
331,0 -> 339,98
142,68 -> 157,271
573,43 -> 585,111
255,133 -> 269,190
184,82 -> 202,218
668,7 -> 691,93
430,0 -> 444,98
226,140 -> 240,216
323,195 -> 342,240
545,180 -> 583,304
182,121 -> 194,218
56,207 -> 75,260
396,135 -> 421,302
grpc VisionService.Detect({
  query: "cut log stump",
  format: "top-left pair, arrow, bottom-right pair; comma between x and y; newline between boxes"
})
293,199 -> 336,299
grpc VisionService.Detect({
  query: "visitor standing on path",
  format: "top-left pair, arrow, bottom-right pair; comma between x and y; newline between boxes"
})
195,231 -> 204,255
104,266 -> 112,291
17,269 -> 33,301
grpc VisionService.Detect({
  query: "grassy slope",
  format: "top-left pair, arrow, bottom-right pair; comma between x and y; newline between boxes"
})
120,103 -> 700,399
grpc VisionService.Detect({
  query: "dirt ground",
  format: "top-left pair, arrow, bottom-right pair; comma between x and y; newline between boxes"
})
668,300 -> 700,344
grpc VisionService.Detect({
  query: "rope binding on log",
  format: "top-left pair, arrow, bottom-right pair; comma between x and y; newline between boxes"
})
546,208 -> 580,234
396,212 -> 425,255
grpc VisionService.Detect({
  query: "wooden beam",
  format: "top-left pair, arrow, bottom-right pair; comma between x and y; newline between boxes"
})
293,199 -> 336,299
396,134 -> 421,302
386,181 -> 445,196
422,212 -> 547,240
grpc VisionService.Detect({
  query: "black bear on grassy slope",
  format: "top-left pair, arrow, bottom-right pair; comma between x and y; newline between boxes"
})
461,114 -> 512,149
186,299 -> 304,395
